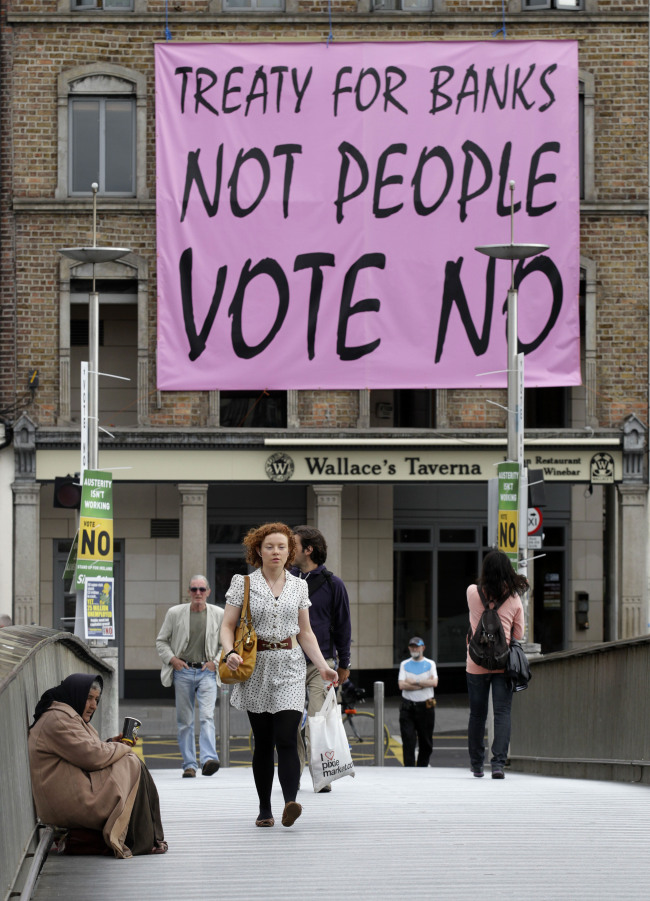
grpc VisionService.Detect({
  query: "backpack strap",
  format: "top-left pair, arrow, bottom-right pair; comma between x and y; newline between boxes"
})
477,585 -> 503,610
305,567 -> 333,598
469,585 -> 487,642
468,584 -> 485,642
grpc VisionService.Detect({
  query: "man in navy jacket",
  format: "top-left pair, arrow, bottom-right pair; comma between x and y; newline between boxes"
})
292,525 -> 352,788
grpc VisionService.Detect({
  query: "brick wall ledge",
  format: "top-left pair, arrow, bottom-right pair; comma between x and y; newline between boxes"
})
34,426 -> 622,451
581,201 -> 648,215
13,199 -> 155,213
12,198 -> 648,215
7,12 -> 649,27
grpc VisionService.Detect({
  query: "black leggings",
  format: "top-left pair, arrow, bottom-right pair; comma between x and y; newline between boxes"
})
248,709 -> 302,817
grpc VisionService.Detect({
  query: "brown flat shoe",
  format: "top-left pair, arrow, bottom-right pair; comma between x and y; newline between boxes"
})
281,801 -> 302,828
255,817 -> 275,827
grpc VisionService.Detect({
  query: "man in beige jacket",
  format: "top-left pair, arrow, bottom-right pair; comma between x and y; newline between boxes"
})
156,575 -> 224,777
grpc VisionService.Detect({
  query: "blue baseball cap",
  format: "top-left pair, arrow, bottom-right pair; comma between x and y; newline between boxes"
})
408,637 -> 425,647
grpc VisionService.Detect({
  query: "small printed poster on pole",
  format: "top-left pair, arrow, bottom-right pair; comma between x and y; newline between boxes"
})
63,531 -> 79,592
84,577 -> 115,640
75,469 -> 114,590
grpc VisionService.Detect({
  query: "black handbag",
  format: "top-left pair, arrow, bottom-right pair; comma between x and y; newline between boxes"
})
505,639 -> 532,692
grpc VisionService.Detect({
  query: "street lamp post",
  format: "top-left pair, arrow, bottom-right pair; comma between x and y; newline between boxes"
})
475,180 -> 548,585
59,183 -> 131,639
60,183 -> 131,475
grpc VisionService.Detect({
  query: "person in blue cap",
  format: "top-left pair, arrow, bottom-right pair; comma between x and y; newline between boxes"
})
398,637 -> 438,767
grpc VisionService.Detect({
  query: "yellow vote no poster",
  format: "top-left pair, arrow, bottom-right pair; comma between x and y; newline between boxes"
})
75,470 -> 113,590
497,462 -> 519,565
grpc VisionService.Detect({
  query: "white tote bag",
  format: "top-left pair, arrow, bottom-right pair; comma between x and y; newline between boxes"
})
308,685 -> 356,792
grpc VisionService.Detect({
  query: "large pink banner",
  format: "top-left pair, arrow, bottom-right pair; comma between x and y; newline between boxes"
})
155,41 -> 579,390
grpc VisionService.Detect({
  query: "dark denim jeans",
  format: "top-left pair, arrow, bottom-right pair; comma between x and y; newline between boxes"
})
466,672 -> 513,771
399,701 -> 435,767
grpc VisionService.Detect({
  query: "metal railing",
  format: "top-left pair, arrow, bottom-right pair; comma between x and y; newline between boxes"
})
219,684 -> 231,765
373,681 -> 385,767
0,627 -> 113,901
509,635 -> 650,784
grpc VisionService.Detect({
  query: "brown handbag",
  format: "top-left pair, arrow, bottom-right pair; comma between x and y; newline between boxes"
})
218,575 -> 257,684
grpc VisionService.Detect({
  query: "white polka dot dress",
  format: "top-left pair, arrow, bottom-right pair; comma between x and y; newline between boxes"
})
225,569 -> 311,714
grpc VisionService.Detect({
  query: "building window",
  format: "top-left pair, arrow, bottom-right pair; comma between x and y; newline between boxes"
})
370,389 -> 435,428
579,83 -> 585,200
70,317 -> 105,347
522,0 -> 584,8
69,97 -> 135,196
220,391 -> 287,428
578,72 -> 595,202
223,0 -> 284,8
71,0 -> 134,9
70,279 -> 138,427
59,255 -> 150,427
372,0 -> 432,8
394,390 -> 435,428
57,63 -> 147,201
525,386 -> 568,429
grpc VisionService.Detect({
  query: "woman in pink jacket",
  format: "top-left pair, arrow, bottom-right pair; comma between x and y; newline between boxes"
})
466,550 -> 527,779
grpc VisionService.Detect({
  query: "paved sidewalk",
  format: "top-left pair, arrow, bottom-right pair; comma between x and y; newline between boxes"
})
32,767 -> 650,901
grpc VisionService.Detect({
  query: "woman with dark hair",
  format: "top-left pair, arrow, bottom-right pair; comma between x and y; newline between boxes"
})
28,673 -> 166,857
466,550 -> 527,779
221,522 -> 338,829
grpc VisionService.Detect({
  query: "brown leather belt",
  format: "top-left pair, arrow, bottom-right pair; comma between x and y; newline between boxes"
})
257,635 -> 299,652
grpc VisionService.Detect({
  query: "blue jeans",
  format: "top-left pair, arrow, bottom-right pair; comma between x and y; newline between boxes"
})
466,672 -> 513,771
173,667 -> 218,771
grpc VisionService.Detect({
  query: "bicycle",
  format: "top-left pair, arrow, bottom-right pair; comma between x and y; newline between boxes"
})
340,681 -> 391,757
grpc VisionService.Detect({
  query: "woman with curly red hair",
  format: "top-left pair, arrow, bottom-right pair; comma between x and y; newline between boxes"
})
221,522 -> 338,828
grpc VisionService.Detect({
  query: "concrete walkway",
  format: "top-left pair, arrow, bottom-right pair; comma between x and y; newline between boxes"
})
32,767 -> 650,901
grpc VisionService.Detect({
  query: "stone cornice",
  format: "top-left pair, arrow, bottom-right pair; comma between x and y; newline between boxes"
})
34,425 -> 622,451
581,202 -> 648,216
12,198 -> 649,216
12,199 -> 156,214
7,12 -> 649,27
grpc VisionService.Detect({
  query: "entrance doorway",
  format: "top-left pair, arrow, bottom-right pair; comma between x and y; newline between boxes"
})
436,527 -> 482,666
206,483 -> 307,604
393,528 -> 433,659
532,526 -> 567,653
393,525 -> 484,667
208,523 -> 254,607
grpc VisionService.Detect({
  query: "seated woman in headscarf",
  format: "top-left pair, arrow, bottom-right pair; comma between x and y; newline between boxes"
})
28,672 -> 167,858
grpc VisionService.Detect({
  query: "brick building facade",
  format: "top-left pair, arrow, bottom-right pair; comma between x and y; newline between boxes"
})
0,1 -> 647,696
